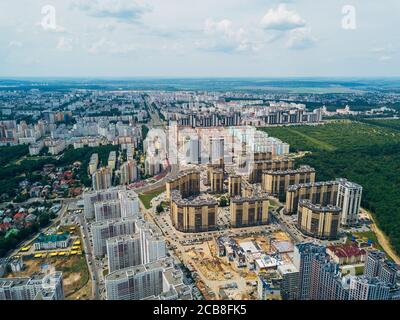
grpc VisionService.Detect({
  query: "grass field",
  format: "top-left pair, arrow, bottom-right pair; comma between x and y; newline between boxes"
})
139,187 -> 166,209
260,120 -> 400,255
8,255 -> 90,297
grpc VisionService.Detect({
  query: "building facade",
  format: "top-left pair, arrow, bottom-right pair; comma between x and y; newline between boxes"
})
262,166 -> 316,201
297,200 -> 341,240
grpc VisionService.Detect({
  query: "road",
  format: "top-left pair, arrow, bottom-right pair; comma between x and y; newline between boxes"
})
78,211 -> 101,300
133,163 -> 179,194
362,208 -> 400,263
7,201 -> 70,258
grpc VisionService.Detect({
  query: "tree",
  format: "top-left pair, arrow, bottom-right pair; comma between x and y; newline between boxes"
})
156,204 -> 164,214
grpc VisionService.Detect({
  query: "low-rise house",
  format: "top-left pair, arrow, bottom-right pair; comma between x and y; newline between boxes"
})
326,243 -> 366,265
34,233 -> 70,251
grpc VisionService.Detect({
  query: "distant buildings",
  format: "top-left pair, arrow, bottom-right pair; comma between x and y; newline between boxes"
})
89,153 -> 99,175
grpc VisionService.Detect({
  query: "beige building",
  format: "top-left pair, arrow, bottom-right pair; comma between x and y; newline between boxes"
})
261,165 -> 316,201
230,193 -> 270,228
249,158 -> 294,183
297,199 -> 341,240
254,152 -> 272,161
89,153 -> 99,175
228,175 -> 242,197
92,167 -> 112,191
170,190 -> 218,233
285,181 -> 338,215
166,170 -> 200,200
210,169 -> 224,194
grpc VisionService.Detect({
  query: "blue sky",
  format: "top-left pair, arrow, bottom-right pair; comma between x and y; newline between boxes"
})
0,0 -> 399,77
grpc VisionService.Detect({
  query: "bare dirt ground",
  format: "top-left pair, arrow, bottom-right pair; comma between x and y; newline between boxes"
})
362,208 -> 400,263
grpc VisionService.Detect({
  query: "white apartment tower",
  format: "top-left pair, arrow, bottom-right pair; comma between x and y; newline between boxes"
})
336,179 -> 363,227
106,235 -> 142,273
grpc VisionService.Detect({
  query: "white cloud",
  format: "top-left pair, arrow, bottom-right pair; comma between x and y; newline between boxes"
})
197,19 -> 261,53
87,38 -> 136,55
370,45 -> 395,62
261,4 -> 306,30
71,0 -> 150,22
56,37 -> 74,51
8,41 -> 23,48
286,27 -> 317,49
379,55 -> 392,62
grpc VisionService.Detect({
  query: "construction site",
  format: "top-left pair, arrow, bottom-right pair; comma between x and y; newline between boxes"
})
176,230 -> 293,300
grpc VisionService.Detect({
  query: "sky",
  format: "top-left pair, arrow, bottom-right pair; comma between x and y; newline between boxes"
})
0,0 -> 399,78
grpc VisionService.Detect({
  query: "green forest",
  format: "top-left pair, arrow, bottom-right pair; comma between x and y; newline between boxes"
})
260,120 -> 400,255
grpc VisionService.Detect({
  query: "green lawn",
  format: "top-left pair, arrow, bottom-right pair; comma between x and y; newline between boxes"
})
351,231 -> 383,252
139,187 -> 166,209
260,120 -> 400,256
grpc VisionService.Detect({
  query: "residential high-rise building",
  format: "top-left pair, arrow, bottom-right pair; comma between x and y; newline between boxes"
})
106,235 -> 142,273
262,166 -> 316,201
105,258 -> 192,300
170,190 -> 218,233
120,160 -> 138,185
108,151 -> 117,170
348,276 -> 391,300
166,170 -> 200,200
228,175 -> 242,197
92,167 -> 112,191
293,243 -> 326,300
336,178 -> 363,226
249,158 -> 294,183
83,188 -> 120,219
92,217 -> 137,257
94,201 -> 121,222
285,180 -> 339,215
210,169 -> 224,194
230,193 -> 269,228
89,153 -> 99,175
294,243 -> 397,300
297,200 -> 341,240
209,137 -> 224,165
135,219 -> 166,265
0,272 -> 64,300
364,250 -> 398,287
277,264 -> 299,300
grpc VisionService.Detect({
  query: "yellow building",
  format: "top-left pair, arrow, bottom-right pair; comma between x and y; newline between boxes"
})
170,190 -> 218,233
285,180 -> 339,215
166,170 -> 200,200
210,169 -> 224,194
261,165 -> 316,201
230,193 -> 270,228
249,158 -> 294,183
297,199 -> 341,240
228,175 -> 242,197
